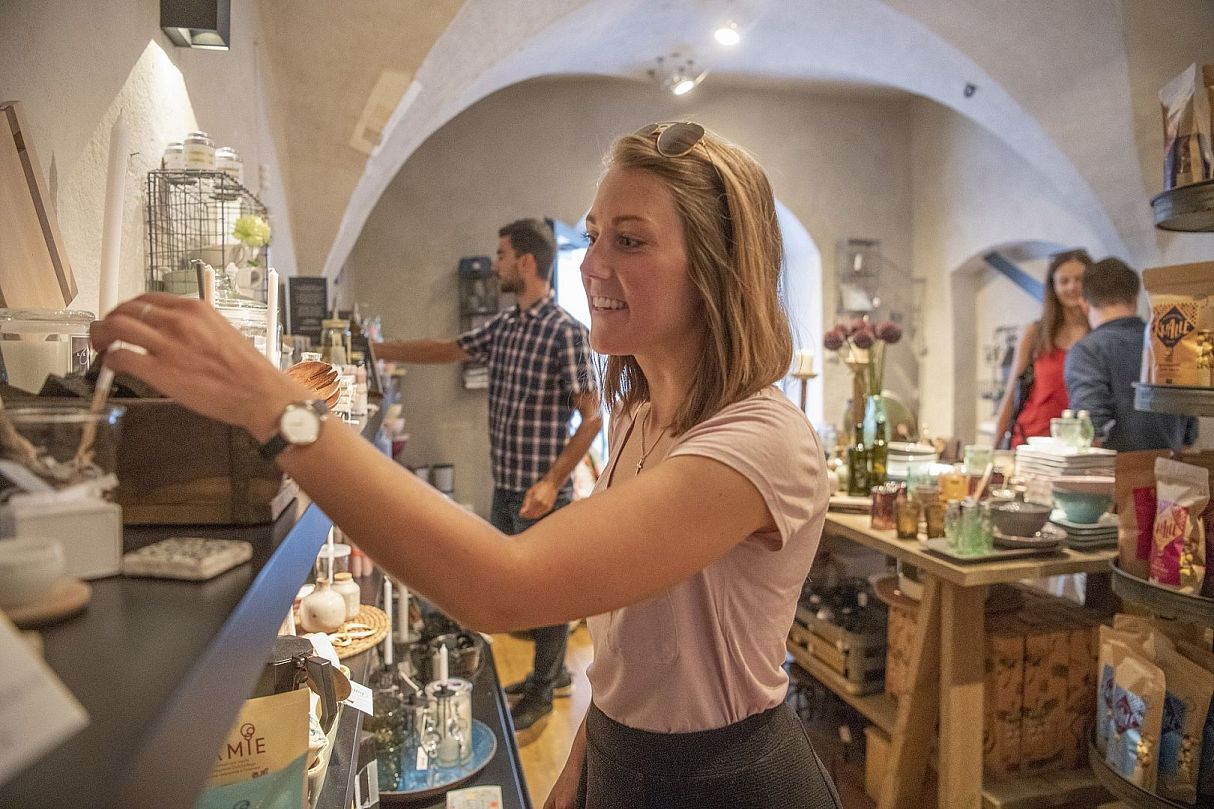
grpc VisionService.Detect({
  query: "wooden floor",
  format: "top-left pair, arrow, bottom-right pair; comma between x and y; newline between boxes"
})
491,623 -> 594,807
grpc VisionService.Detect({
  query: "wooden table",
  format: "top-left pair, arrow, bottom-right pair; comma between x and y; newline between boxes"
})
820,512 -> 1117,809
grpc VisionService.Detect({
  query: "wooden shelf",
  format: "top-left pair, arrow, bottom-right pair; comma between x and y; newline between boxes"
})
823,512 -> 1116,587
787,642 -> 897,733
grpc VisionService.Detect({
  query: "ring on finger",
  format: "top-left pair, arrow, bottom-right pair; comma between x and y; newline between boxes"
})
138,302 -> 154,322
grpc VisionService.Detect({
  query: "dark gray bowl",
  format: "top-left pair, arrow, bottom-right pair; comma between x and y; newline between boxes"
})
990,501 -> 1051,538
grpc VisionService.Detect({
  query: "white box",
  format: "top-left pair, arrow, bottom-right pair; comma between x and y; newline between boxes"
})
0,495 -> 123,579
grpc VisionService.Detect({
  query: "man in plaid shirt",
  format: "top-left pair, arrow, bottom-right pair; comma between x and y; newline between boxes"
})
374,218 -> 601,734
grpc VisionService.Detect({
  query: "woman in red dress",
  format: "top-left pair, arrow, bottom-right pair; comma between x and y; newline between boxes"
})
994,250 -> 1093,448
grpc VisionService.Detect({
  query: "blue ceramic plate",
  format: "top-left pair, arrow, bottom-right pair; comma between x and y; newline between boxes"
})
379,719 -> 497,803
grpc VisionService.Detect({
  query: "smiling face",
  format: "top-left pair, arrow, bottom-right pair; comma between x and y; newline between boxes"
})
581,167 -> 702,360
1052,258 -> 1086,308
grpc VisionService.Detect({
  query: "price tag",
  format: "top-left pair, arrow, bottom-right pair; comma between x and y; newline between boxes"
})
446,786 -> 503,808
343,681 -> 374,716
0,615 -> 89,785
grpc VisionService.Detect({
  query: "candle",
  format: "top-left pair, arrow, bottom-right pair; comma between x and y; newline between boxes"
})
792,349 -> 814,378
98,113 -> 129,316
394,578 -> 410,642
265,268 -> 279,366
438,643 -> 449,682
200,264 -> 216,307
382,577 -> 393,666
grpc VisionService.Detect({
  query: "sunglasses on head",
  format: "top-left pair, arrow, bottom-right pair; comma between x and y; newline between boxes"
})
635,121 -> 707,157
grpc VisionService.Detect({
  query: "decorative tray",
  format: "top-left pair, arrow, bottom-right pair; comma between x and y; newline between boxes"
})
379,718 -> 497,803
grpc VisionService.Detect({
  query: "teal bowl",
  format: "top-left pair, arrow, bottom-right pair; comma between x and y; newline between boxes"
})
1052,489 -> 1112,524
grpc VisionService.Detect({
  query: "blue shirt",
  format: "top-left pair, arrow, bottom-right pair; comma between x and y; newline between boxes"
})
1063,316 -> 1197,452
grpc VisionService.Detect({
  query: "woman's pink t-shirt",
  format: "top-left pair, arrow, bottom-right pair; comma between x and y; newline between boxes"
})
585,387 -> 828,732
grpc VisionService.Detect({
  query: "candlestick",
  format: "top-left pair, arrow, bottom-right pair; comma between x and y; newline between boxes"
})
265,268 -> 279,366
437,643 -> 449,682
200,264 -> 216,307
98,113 -> 129,316
393,578 -> 410,642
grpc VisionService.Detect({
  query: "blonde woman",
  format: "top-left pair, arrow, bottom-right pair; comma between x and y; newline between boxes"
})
92,123 -> 839,807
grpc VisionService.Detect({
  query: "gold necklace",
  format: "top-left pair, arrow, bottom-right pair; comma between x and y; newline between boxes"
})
635,404 -> 668,475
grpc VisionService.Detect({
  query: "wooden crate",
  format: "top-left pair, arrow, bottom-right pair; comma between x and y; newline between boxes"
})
112,398 -> 286,525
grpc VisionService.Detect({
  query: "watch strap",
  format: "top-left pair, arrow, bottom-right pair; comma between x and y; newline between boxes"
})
258,400 -> 329,462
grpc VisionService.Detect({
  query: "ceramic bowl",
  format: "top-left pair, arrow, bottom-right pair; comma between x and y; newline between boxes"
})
1053,489 -> 1112,524
0,537 -> 66,608
1051,476 -> 1115,497
989,501 -> 1051,538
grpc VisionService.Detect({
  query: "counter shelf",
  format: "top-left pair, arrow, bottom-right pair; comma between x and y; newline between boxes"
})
1150,178 -> 1214,232
1133,382 -> 1214,417
0,409 -> 391,809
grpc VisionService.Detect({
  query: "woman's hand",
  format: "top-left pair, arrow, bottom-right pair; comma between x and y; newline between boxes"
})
90,293 -> 309,442
543,743 -> 584,809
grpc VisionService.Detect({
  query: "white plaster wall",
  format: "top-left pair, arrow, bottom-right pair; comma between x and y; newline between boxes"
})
348,77 -> 914,514
911,98 -> 1114,443
0,0 -> 297,317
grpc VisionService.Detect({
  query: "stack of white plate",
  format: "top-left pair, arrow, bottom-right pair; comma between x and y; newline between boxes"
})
886,442 -> 939,480
1015,443 -> 1115,505
1049,511 -> 1118,548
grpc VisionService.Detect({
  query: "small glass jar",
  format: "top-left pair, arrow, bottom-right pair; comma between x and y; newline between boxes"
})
214,146 -> 243,185
924,500 -> 947,539
939,465 -> 968,502
895,498 -> 921,540
182,130 -> 215,170
214,299 -> 268,354
944,499 -> 963,552
162,141 -> 186,170
332,571 -> 362,621
0,308 -> 94,392
870,483 -> 898,531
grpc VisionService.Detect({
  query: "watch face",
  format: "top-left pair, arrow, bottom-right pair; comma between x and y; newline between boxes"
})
281,405 -> 322,444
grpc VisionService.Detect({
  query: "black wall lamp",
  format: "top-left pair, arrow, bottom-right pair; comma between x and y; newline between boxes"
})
161,0 -> 230,50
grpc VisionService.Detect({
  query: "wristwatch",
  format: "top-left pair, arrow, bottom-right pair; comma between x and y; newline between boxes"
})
259,400 -> 329,461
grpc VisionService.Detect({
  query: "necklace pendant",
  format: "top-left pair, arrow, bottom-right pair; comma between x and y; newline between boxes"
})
635,458 -> 644,475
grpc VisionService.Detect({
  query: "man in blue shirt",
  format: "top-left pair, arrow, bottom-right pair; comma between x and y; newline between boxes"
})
1064,257 -> 1197,451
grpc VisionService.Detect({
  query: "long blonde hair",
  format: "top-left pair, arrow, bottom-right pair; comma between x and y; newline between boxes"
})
599,125 -> 792,434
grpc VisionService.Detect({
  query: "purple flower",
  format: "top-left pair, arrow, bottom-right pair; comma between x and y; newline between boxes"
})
852,328 -> 875,349
876,321 -> 903,344
823,329 -> 845,350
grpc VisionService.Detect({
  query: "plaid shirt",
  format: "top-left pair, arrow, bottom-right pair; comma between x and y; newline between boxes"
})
457,294 -> 594,492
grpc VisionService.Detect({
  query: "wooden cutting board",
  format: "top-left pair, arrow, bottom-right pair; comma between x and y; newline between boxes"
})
0,101 -> 77,309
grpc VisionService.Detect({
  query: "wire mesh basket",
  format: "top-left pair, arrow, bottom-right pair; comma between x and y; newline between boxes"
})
145,170 -> 269,297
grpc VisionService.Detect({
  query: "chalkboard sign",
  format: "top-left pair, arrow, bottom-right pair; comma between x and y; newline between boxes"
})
288,277 -> 327,345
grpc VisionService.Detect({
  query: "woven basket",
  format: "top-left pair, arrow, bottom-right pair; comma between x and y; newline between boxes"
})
324,604 -> 389,660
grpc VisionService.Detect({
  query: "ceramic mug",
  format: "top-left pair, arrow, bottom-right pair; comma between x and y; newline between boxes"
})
0,537 -> 66,608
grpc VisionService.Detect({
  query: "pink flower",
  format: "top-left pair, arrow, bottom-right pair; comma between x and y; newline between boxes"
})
876,321 -> 903,344
823,329 -> 845,350
852,327 -> 875,349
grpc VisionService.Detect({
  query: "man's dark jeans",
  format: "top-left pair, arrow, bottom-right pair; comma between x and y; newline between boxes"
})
490,484 -> 573,704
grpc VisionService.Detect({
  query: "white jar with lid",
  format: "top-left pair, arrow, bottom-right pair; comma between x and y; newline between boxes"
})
182,131 -> 215,170
214,146 -> 243,185
162,142 -> 186,170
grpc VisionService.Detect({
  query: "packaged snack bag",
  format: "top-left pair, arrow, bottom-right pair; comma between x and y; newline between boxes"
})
1151,458 -> 1209,593
1106,651 -> 1166,791
1156,645 -> 1214,804
1116,451 -> 1171,579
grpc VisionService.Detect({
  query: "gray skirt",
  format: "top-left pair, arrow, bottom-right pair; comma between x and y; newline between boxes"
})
576,702 -> 843,808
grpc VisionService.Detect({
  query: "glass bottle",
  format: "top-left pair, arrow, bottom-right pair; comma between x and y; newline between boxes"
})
870,416 -> 888,485
847,420 -> 870,497
1076,409 -> 1094,448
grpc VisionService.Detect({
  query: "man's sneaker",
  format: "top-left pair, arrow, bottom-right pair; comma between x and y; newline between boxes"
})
503,669 -> 574,699
510,693 -> 553,736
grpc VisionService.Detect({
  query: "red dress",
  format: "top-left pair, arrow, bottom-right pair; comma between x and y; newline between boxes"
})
1011,346 -> 1068,447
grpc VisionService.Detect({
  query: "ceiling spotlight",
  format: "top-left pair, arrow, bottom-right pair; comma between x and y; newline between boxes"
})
714,21 -> 741,46
649,54 -> 708,97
